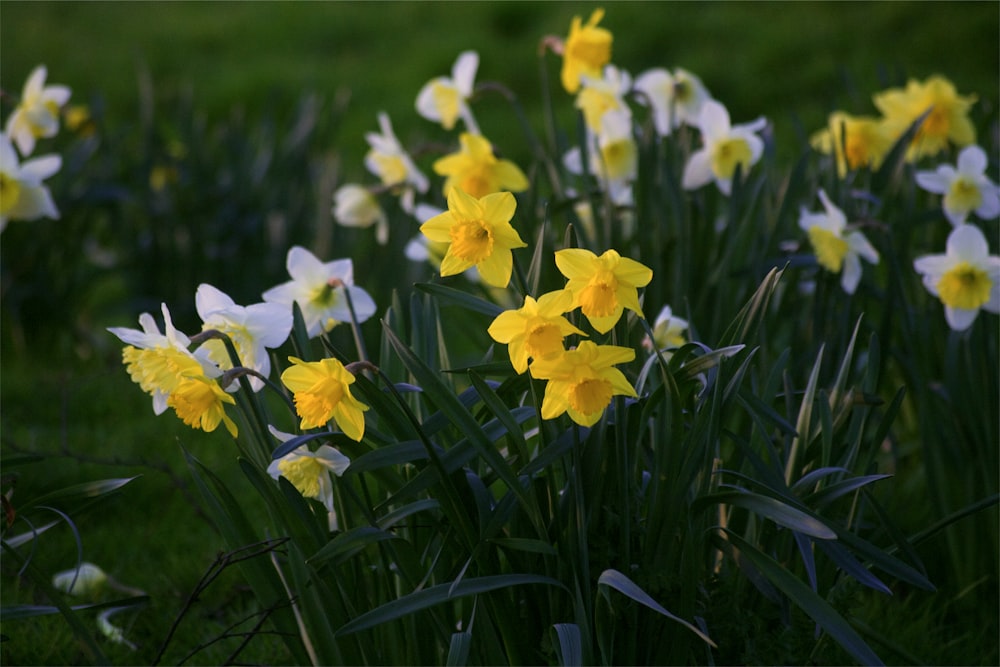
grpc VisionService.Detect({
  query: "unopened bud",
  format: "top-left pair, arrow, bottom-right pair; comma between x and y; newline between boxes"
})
53,562 -> 108,596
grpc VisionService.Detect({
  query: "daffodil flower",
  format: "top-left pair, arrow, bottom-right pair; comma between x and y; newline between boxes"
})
560,8 -> 613,94
195,283 -> 292,392
332,183 -> 389,244
798,189 -> 879,295
555,248 -> 652,334
810,111 -> 894,177
0,132 -> 61,232
633,67 -> 711,137
52,563 -> 108,597
167,373 -> 238,436
682,100 -> 767,196
487,289 -> 586,374
5,65 -> 71,156
874,75 -> 976,160
529,341 -> 637,427
280,357 -> 369,440
563,109 -> 637,206
415,51 -> 480,134
575,65 -> 632,134
433,132 -> 529,199
643,304 -> 689,355
364,111 -> 429,213
915,145 -> 1000,227
262,246 -> 377,338
267,426 -> 351,530
420,188 -> 527,288
913,223 -> 1000,331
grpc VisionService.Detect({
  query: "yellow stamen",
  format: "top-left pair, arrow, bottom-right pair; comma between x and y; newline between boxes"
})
525,322 -> 564,359
569,377 -> 613,415
711,137 -> 753,180
449,218 -> 494,263
277,457 -> 326,499
947,176 -> 983,212
938,262 -> 992,310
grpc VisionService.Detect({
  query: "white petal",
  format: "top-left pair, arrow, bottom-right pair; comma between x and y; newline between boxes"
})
344,286 -> 377,322
286,246 -> 327,285
698,100 -> 731,142
0,134 -> 21,169
847,231 -> 879,264
195,283 -> 236,320
415,78 -> 447,122
20,155 -> 61,181
841,253 -> 862,294
956,145 -> 987,175
24,66 -> 47,97
945,306 -> 979,331
975,187 -> 1000,221
452,51 -> 479,97
324,257 -> 355,284
915,170 -> 949,194
244,301 -> 294,348
315,444 -> 352,476
946,224 -> 989,263
682,149 -> 713,190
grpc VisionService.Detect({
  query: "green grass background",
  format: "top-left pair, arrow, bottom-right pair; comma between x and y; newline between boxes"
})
1,2 -> 998,664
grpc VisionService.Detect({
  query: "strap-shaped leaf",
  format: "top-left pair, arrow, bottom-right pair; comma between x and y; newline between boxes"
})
551,623 -> 583,667
694,489 -> 837,539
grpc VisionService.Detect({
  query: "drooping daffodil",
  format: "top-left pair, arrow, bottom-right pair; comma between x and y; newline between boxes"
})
194,283 -> 292,392
487,289 -> 586,374
420,187 -> 527,288
798,189 -> 880,295
0,131 -> 61,233
529,341 -> 637,427
560,8 -> 613,95
332,183 -> 389,244
267,426 -> 352,531
555,247 -> 652,333
915,145 -> 1000,227
633,67 -> 711,137
682,100 -> 767,196
262,246 -> 377,338
433,132 -> 529,199
280,357 -> 369,440
364,111 -> 429,213
913,223 -> 999,331
416,50 -> 480,134
5,65 -> 71,156
643,304 -> 689,356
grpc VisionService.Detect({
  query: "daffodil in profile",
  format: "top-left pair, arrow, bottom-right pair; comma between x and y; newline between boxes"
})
332,183 -> 389,244
364,111 -> 429,213
682,100 -> 767,196
415,50 -> 480,134
643,304 -> 689,355
575,65 -> 632,134
267,428 -> 351,530
433,132 -> 529,199
874,75 -> 976,160
560,8 -> 613,94
633,67 -> 711,137
5,65 -> 71,156
555,248 -> 652,333
262,246 -> 377,338
798,189 -> 879,295
529,341 -> 637,427
487,289 -> 586,374
0,132 -> 61,232
167,373 -> 238,436
420,187 -> 526,288
281,357 -> 369,440
915,145 -> 1000,227
195,283 -> 292,392
810,111 -> 894,177
913,223 -> 1000,331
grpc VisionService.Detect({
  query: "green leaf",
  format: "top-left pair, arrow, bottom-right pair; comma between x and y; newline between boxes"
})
309,525 -> 402,566
551,623 -> 583,667
335,574 -> 566,637
446,630 -> 473,667
695,489 -> 837,539
27,477 -> 140,508
721,530 -> 884,666
597,569 -> 716,647
415,282 -> 504,318
1,595 -> 148,621
785,345 -> 824,485
489,537 -> 558,556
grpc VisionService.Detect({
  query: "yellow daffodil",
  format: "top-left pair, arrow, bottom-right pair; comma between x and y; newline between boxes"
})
810,111 -> 894,177
633,67 -> 711,137
915,145 -> 1000,226
487,289 -> 586,373
682,100 -> 767,196
555,248 -> 652,333
5,65 -> 71,156
914,223 -> 1000,331
167,373 -> 238,436
262,246 -> 377,338
420,187 -> 527,288
267,428 -> 351,530
798,189 -> 879,295
415,51 -> 480,133
873,75 -> 976,160
195,283 -> 292,392
643,304 -> 689,355
281,356 -> 369,440
560,8 -> 613,94
529,341 -> 637,427
433,132 -> 529,199
364,111 -> 429,213
332,183 -> 389,244
0,132 -> 61,233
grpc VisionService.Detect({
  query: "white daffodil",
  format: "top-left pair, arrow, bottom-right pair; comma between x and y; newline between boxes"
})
915,145 -> 1000,227
563,108 -> 637,205
575,65 -> 632,135
798,189 -> 880,295
0,132 -> 61,233
645,304 -> 689,355
682,100 -> 767,196
633,67 -> 711,137
364,111 -> 429,213
267,426 -> 351,530
194,284 -> 292,392
5,65 -> 71,156
332,184 -> 389,244
262,246 -> 377,338
913,223 -> 1000,331
415,50 -> 480,134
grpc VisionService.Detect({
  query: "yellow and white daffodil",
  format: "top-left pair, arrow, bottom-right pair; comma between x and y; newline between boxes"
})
563,109 -> 637,206
575,65 -> 632,134
633,67 -> 711,137
798,189 -> 879,295
682,100 -> 767,196
332,183 -> 389,244
915,145 -> 1000,227
0,132 -> 61,232
416,50 -> 480,134
267,426 -> 352,530
5,65 -> 71,156
364,111 -> 429,213
644,304 -> 689,356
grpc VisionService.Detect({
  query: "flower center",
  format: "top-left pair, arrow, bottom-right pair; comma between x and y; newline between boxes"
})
601,139 -> 637,180
569,377 -> 613,416
123,346 -> 201,395
578,273 -> 619,318
674,80 -> 692,103
525,322 -> 564,359
294,377 -> 345,428
946,176 -> 983,213
920,106 -> 948,139
277,456 -> 326,499
710,137 -> 753,180
844,134 -> 871,170
167,377 -> 223,430
0,172 -> 22,215
373,154 -> 409,186
807,227 -> 849,273
449,218 -> 494,264
937,261 -> 992,310
431,81 -> 462,130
